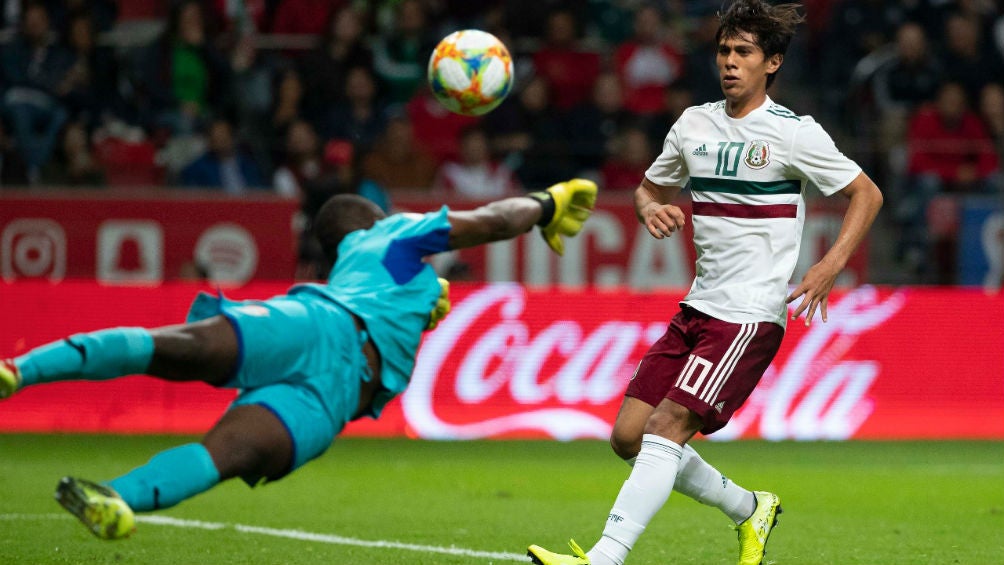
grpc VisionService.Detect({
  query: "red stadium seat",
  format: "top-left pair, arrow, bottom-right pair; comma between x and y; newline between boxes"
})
117,0 -> 166,20
94,137 -> 163,187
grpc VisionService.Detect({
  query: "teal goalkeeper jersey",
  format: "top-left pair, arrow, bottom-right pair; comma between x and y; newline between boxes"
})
290,207 -> 452,417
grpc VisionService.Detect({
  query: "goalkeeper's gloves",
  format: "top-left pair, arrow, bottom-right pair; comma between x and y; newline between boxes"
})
528,178 -> 598,256
426,277 -> 451,331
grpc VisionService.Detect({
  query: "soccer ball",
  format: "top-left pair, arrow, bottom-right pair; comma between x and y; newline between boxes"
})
427,29 -> 514,116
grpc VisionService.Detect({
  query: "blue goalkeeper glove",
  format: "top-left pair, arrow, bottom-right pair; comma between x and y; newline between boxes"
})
426,277 -> 451,331
528,178 -> 598,256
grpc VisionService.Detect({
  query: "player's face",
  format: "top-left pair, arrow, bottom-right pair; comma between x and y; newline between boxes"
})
716,32 -> 781,103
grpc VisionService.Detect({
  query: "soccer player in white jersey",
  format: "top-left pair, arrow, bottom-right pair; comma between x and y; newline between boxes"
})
528,2 -> 883,565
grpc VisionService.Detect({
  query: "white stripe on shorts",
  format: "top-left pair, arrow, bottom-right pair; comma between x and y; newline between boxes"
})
700,322 -> 757,404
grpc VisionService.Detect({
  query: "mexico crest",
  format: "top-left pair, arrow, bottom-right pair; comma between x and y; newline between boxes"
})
744,140 -> 770,169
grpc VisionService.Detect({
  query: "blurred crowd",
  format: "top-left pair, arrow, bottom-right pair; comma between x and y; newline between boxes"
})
0,0 -> 1001,284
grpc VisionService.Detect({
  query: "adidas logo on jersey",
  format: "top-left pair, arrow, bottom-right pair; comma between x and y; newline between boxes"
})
714,401 -> 726,413
692,144 -> 708,156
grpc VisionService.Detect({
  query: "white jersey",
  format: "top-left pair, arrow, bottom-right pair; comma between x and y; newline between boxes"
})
645,96 -> 861,327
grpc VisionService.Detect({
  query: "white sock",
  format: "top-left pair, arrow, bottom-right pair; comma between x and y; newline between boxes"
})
588,434 -> 683,565
673,444 -> 755,523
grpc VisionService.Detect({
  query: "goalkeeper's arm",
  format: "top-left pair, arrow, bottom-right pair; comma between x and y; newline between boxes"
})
446,179 -> 597,254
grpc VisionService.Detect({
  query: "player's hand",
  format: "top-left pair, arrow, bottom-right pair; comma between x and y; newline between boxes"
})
531,178 -> 598,255
426,277 -> 451,331
639,201 -> 686,239
786,259 -> 841,326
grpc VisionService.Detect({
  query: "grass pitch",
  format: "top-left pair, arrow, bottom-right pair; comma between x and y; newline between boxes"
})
0,435 -> 1001,565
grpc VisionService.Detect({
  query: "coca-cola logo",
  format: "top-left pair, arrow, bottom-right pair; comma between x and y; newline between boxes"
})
404,285 -> 905,441
714,286 -> 906,440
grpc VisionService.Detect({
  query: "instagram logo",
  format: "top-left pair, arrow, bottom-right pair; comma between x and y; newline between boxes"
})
1,219 -> 67,282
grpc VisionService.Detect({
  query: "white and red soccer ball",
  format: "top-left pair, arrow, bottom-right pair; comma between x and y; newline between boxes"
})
427,29 -> 514,116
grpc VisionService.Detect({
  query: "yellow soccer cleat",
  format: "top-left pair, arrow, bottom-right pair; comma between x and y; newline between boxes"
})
55,477 -> 136,540
527,539 -> 590,565
736,491 -> 782,565
0,358 -> 21,399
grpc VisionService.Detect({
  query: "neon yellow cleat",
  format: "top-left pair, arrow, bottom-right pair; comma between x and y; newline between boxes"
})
55,477 -> 136,540
736,491 -> 782,565
0,359 -> 21,399
528,539 -> 590,565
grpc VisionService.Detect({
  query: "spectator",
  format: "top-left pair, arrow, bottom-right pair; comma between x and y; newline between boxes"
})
268,67 -> 309,168
869,22 -> 943,188
482,75 -> 573,190
0,121 -> 30,186
270,0 -> 342,36
872,23 -> 942,120
129,0 -> 230,137
645,79 -> 694,149
600,126 -> 654,191
563,72 -> 635,177
40,121 -> 105,187
612,5 -> 686,116
0,1 -> 72,182
531,8 -> 601,111
406,87 -> 480,164
299,5 -> 373,124
46,0 -> 117,35
371,0 -> 436,104
896,82 -> 1000,281
273,119 -> 326,200
58,11 -> 123,129
319,65 -> 388,154
905,82 -> 999,194
227,35 -> 276,174
179,118 -> 266,193
939,12 -> 1004,103
977,82 -> 1004,190
432,126 -> 521,199
819,0 -> 908,118
361,114 -> 437,192
684,6 -> 726,105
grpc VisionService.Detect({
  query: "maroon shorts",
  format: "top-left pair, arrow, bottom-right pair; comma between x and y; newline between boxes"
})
625,305 -> 784,435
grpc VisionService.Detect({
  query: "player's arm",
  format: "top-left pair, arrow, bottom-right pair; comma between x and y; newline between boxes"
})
635,177 -> 686,239
786,171 -> 884,324
446,179 -> 597,255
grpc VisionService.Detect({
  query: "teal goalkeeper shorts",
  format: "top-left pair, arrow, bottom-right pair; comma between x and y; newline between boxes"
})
187,291 -> 368,474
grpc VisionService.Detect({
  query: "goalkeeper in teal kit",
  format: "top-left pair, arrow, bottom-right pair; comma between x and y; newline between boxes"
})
0,179 -> 597,540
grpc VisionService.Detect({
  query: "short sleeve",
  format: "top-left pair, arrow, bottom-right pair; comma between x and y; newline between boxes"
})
645,119 -> 689,188
789,119 -> 861,196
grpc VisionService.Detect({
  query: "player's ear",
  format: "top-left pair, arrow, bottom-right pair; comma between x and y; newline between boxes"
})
767,53 -> 783,74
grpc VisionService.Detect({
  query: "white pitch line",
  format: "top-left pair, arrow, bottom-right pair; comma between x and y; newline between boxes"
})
1,513 -> 529,563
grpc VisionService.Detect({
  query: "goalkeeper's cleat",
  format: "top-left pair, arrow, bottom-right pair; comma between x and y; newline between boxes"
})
735,490 -> 782,565
527,539 -> 590,565
0,358 -> 21,399
55,477 -> 136,540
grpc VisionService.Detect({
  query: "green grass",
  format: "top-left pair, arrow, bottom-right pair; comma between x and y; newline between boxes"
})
1,436 -> 1002,564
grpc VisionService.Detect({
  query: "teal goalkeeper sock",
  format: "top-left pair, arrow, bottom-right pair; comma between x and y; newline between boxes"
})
108,443 -> 221,512
15,327 -> 153,386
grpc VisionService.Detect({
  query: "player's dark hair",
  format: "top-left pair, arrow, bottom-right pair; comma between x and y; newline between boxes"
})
716,0 -> 805,88
313,194 -> 386,266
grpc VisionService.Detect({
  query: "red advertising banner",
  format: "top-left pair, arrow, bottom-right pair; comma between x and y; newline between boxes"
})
0,191 -> 867,288
1,281 -> 1001,439
0,191 -> 299,285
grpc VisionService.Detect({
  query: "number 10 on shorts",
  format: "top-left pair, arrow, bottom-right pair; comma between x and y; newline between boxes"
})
675,354 -> 720,403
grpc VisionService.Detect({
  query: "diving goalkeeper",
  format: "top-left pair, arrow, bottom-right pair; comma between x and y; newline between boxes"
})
0,179 -> 597,540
